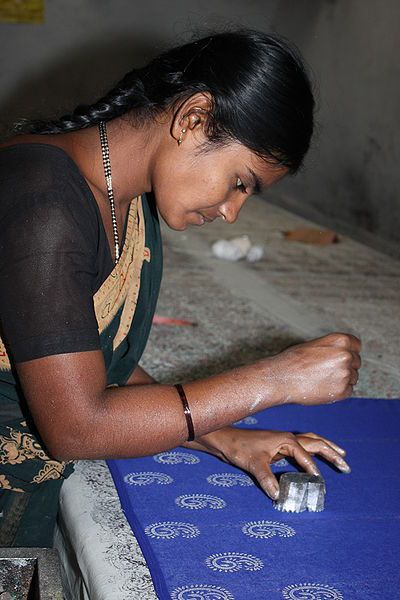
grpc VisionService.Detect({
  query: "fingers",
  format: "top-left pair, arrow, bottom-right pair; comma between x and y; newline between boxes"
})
327,332 -> 362,353
351,351 -> 362,369
350,368 -> 359,386
306,334 -> 362,393
348,334 -> 362,353
318,444 -> 351,473
311,332 -> 362,354
280,441 -> 321,477
247,428 -> 353,502
297,434 -> 351,473
301,432 -> 346,456
248,459 -> 279,500
343,384 -> 354,399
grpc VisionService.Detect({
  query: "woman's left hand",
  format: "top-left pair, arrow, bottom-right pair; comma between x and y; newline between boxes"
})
187,427 -> 351,500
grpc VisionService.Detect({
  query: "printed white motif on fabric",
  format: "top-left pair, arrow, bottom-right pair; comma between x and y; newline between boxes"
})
273,459 -> 290,468
175,494 -> 226,510
242,520 -> 296,539
205,552 -> 263,572
145,521 -> 200,539
171,584 -> 235,600
123,472 -> 173,486
234,416 -> 258,425
153,451 -> 200,465
206,473 -> 254,487
282,583 -> 344,599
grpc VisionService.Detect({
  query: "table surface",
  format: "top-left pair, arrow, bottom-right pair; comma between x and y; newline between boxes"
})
57,398 -> 400,600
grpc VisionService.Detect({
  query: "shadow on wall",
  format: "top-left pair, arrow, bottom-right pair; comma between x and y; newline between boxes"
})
0,34 -> 165,139
272,0 -> 324,44
0,14 -> 268,139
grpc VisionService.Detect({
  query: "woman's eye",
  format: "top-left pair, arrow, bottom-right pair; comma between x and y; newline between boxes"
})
235,177 -> 247,194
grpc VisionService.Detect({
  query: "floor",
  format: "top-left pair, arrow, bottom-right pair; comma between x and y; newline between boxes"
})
141,194 -> 400,399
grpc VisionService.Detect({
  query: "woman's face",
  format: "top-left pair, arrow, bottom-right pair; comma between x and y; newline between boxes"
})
151,126 -> 288,231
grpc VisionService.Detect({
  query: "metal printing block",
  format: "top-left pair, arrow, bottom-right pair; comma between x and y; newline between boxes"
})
273,472 -> 326,513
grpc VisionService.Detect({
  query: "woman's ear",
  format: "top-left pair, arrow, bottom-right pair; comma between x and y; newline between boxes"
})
171,92 -> 213,145
185,107 -> 206,131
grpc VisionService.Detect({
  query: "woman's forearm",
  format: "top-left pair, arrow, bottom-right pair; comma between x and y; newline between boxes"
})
42,356 -> 281,461
90,364 -> 278,459
126,363 -> 230,459
17,333 -> 360,462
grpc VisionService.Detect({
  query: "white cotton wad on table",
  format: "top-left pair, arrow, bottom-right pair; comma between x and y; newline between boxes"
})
211,235 -> 264,262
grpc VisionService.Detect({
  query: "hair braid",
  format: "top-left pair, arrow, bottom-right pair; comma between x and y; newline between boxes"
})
14,68 -> 150,134
14,29 -> 315,172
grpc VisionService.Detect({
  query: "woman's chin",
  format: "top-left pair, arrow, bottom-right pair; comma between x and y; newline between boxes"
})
159,213 -> 188,231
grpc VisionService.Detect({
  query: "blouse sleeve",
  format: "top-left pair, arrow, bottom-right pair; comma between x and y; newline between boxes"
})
0,146 -> 103,363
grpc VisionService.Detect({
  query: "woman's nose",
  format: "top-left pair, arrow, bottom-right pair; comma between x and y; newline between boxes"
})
219,196 -> 247,224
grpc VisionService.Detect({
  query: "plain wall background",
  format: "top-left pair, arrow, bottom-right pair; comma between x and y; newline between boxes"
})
272,0 -> 400,254
1,0 -> 398,251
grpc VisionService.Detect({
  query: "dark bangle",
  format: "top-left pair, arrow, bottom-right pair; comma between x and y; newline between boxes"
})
174,383 -> 195,442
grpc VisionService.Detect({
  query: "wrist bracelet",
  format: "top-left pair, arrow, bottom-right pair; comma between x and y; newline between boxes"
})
174,383 -> 195,442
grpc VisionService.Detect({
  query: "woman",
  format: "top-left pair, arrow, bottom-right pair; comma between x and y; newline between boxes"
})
0,30 -> 360,547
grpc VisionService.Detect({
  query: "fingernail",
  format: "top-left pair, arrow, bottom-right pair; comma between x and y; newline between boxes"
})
337,447 -> 346,455
336,459 -> 351,473
268,487 -> 279,500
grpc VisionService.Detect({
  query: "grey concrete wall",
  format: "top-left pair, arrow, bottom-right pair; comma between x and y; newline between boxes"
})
270,0 -> 400,249
0,0 -> 398,248
0,0 -> 277,129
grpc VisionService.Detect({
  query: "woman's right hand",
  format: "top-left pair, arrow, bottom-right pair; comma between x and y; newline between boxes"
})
264,332 -> 362,406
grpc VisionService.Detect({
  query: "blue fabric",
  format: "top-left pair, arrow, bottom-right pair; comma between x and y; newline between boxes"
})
107,398 -> 400,600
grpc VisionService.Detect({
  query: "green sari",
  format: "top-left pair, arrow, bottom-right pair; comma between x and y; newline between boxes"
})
0,193 -> 163,545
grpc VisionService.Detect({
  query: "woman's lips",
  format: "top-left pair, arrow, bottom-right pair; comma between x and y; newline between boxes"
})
199,213 -> 213,223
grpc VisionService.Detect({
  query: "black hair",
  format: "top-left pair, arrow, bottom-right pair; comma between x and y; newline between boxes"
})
15,29 -> 315,173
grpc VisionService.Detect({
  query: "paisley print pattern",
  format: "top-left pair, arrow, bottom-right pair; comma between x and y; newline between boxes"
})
205,552 -> 263,572
145,521 -> 200,540
175,494 -> 227,510
123,472 -> 173,486
153,451 -> 200,465
242,520 -> 296,539
171,584 -> 235,600
282,583 -> 344,599
206,473 -> 253,487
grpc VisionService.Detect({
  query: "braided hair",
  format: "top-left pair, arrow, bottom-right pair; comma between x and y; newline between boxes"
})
15,29 -> 315,173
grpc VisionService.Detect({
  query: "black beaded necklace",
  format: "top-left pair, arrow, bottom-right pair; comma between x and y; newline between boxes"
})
98,121 -> 120,263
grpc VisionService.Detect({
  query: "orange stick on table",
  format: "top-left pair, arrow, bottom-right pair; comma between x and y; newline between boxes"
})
152,315 -> 197,327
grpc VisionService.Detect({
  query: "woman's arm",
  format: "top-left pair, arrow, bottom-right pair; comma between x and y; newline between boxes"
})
125,364 -> 156,385
107,358 -> 354,500
15,332 -> 360,463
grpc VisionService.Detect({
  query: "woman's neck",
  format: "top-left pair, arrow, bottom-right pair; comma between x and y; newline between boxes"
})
62,118 -> 160,211
4,117 -> 161,214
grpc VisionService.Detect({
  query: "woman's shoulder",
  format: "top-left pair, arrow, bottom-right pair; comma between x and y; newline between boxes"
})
0,140 -> 103,257
0,138 -> 82,183
0,139 -> 98,217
